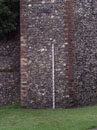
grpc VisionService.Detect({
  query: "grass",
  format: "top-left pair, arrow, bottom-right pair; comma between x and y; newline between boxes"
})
0,104 -> 97,130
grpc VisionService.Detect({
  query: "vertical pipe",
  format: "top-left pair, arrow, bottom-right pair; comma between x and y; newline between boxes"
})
52,44 -> 55,109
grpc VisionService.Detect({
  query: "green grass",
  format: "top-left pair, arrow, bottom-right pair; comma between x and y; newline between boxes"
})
0,104 -> 97,130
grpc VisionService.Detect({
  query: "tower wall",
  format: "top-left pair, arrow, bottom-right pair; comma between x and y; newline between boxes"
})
20,0 -> 97,108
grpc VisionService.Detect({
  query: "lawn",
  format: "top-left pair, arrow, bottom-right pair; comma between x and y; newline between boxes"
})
0,105 -> 97,130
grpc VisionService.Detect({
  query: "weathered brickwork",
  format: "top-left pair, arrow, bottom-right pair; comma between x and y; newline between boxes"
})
20,0 -> 97,108
0,41 -> 20,106
20,0 -> 29,107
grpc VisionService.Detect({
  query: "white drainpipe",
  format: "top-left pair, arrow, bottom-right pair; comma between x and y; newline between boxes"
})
52,44 -> 55,109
